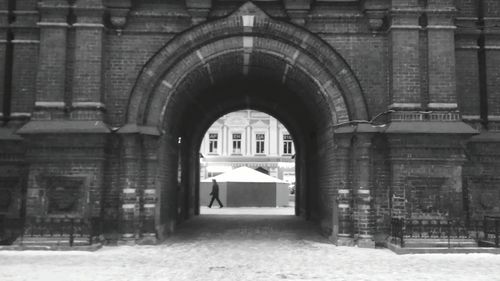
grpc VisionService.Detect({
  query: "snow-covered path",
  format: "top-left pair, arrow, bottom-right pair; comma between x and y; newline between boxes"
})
1,208 -> 500,281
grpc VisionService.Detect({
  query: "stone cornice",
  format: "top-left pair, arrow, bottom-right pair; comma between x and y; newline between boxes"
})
72,23 -> 104,28
17,120 -> 111,134
103,0 -> 132,9
37,22 -> 69,27
425,8 -> 456,16
390,8 -> 422,16
72,6 -> 105,17
11,39 -> 40,44
37,3 -> 70,14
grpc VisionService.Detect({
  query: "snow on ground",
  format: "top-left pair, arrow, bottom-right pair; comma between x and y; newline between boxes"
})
1,207 -> 500,281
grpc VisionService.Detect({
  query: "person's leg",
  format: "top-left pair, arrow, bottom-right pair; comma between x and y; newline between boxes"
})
208,196 -> 215,208
216,196 -> 223,208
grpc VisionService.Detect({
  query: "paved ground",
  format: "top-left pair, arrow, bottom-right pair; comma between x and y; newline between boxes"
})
1,207 -> 500,281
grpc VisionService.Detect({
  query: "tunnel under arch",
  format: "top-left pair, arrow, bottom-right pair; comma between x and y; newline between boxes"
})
196,107 -> 300,213
121,2 -> 369,241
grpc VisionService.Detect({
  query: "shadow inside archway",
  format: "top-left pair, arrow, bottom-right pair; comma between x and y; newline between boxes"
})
163,212 -> 329,244
200,206 -> 295,216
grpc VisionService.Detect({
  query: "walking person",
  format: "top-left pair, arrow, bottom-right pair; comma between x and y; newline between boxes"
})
208,179 -> 223,208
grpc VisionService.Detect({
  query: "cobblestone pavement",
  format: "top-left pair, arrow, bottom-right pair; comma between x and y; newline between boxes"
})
1,208 -> 500,281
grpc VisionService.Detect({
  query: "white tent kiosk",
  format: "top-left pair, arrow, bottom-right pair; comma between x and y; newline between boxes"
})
200,167 -> 289,207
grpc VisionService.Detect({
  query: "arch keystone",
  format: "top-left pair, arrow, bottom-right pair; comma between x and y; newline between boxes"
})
242,15 -> 255,27
230,1 -> 270,19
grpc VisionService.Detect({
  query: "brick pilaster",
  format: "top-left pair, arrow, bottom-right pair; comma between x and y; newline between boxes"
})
353,134 -> 375,248
71,0 -> 105,121
34,0 -> 70,120
426,0 -> 457,108
139,134 -> 159,244
10,5 -> 39,122
455,16 -> 481,127
389,0 -> 422,109
333,134 -> 354,246
0,7 -> 8,119
120,134 -> 142,243
485,26 -> 500,128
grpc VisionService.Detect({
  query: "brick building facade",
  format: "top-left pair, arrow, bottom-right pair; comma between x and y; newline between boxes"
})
0,0 -> 499,247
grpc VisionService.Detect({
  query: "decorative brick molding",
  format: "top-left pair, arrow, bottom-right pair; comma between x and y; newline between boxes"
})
126,2 -> 368,129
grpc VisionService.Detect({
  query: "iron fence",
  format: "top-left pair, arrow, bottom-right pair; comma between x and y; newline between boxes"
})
391,218 -> 404,247
482,216 -> 500,248
22,217 -> 99,246
0,215 -> 24,245
1,216 -> 156,247
390,216 -> 500,248
1,216 -> 102,247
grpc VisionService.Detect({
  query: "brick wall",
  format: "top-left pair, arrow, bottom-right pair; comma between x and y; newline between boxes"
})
157,134 -> 181,238
456,43 -> 480,117
104,34 -> 173,126
0,139 -> 26,221
456,0 -> 476,17
388,135 -> 468,220
10,3 -> 38,116
1,0 -> 500,246
486,46 -> 500,117
326,35 -> 388,117
316,127 -> 336,234
485,0 -> 500,17
371,135 -> 390,235
464,141 -> 500,219
23,135 -> 106,219
101,134 -> 122,234
11,43 -> 38,114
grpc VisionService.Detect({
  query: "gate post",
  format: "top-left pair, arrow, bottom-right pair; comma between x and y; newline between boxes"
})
138,133 -> 160,244
353,132 -> 375,248
331,132 -> 354,246
119,132 -> 141,244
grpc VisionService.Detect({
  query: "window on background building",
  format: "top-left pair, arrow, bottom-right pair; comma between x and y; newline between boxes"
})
209,133 -> 218,154
256,167 -> 269,175
208,172 -> 222,178
232,133 -> 242,154
283,134 -> 293,155
256,133 -> 265,154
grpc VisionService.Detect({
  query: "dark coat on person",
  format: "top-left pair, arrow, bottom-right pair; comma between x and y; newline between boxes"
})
210,182 -> 219,197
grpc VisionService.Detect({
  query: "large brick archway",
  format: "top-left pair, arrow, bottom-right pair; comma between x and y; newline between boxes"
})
2,0 -> 491,250
126,2 -> 368,126
119,2 -> 371,243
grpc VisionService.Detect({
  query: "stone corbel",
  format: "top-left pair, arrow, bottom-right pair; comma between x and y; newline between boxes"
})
362,0 -> 389,31
73,1 -> 105,27
186,0 -> 212,25
484,18 -> 500,49
37,0 -> 70,23
104,0 -> 131,34
284,0 -> 311,26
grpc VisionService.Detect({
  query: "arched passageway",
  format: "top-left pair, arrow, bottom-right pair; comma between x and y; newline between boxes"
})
121,2 -> 369,243
4,0 -> 486,252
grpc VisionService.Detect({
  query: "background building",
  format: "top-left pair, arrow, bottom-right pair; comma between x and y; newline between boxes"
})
199,110 -> 295,183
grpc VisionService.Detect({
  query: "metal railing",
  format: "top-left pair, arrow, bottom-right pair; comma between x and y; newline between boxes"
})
1,217 -> 102,247
21,217 -> 100,246
391,218 -> 404,247
0,216 -> 24,245
2,216 -> 156,247
482,216 -> 500,248
391,216 -> 500,248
